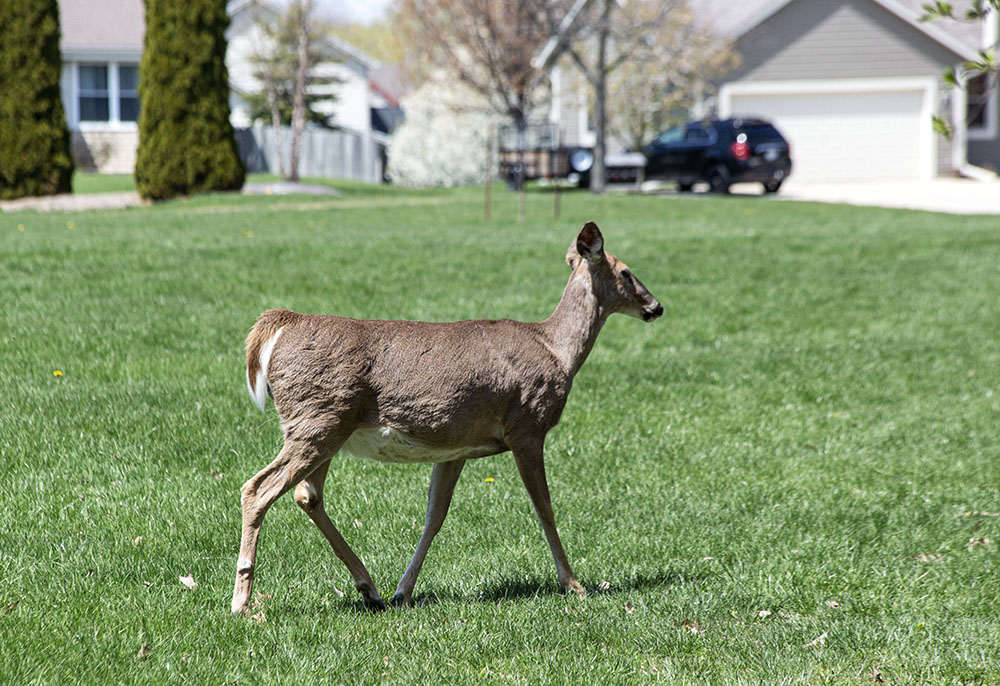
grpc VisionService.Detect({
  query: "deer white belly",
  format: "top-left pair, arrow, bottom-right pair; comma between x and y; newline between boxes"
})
342,426 -> 500,464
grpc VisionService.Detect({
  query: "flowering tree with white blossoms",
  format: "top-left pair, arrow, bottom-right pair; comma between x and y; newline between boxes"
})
388,79 -> 503,187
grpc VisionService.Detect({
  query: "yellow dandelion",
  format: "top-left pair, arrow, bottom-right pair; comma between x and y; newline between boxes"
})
484,477 -> 495,483
67,221 -> 77,230
243,228 -> 254,238
53,370 -> 63,377
17,224 -> 25,232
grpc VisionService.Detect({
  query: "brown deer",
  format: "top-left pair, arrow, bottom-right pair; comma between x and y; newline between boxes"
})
231,221 -> 662,614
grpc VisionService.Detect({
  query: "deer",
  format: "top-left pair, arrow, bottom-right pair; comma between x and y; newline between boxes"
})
231,221 -> 662,614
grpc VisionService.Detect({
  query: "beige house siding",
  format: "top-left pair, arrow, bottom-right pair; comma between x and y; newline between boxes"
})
71,131 -> 138,174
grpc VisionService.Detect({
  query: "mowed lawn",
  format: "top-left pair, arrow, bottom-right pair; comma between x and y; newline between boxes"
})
1,181 -> 998,684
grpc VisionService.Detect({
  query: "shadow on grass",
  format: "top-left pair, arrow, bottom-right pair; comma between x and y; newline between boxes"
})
412,567 -> 711,607
273,567 -> 712,616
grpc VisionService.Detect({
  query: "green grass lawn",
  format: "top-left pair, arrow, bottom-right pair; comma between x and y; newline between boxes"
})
1,184 -> 998,684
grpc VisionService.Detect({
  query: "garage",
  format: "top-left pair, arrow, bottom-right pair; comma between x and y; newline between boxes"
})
721,80 -> 938,183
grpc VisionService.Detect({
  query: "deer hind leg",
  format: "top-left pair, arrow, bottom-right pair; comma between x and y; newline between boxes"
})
508,435 -> 585,597
293,460 -> 385,611
231,436 -> 344,615
391,459 -> 466,607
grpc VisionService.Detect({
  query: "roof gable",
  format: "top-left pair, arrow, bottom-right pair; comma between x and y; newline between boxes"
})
703,0 -> 979,61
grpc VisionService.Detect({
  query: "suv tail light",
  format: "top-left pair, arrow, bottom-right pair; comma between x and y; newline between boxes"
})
730,141 -> 750,161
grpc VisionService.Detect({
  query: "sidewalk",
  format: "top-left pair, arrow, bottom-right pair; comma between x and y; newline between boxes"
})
769,178 -> 1000,215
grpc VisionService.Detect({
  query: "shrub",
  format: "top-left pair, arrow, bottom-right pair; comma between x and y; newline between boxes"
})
135,0 -> 245,200
0,0 -> 74,200
387,79 -> 501,188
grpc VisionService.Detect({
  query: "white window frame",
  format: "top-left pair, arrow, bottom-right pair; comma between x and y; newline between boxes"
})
73,61 -> 140,132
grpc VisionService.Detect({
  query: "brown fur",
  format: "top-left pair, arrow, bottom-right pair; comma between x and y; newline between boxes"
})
231,222 -> 662,614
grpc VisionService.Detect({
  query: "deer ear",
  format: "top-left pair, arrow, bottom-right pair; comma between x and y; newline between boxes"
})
576,222 -> 604,263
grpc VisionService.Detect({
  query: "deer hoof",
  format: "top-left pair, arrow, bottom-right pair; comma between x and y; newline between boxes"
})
356,583 -> 386,611
390,591 -> 414,608
563,579 -> 586,598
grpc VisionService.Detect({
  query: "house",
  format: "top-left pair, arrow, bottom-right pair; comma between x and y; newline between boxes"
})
538,0 -> 998,183
57,0 -> 386,181
59,0 -> 143,174
712,0 -> 999,182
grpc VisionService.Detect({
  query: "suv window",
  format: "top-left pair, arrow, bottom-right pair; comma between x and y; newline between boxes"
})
739,124 -> 783,141
655,127 -> 684,145
684,125 -> 712,142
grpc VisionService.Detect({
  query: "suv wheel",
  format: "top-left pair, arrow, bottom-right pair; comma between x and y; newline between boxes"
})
763,180 -> 782,194
707,165 -> 730,194
677,182 -> 694,192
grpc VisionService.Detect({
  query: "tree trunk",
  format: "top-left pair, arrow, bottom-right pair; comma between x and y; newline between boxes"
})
289,0 -> 311,182
265,73 -> 286,179
589,0 -> 612,195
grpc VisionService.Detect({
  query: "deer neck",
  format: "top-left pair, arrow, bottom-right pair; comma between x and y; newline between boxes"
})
542,269 -> 608,376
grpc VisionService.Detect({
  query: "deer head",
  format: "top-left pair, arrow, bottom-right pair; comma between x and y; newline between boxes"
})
565,222 -> 663,322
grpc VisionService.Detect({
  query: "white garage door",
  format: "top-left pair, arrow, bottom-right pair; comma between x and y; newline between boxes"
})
726,88 -> 930,182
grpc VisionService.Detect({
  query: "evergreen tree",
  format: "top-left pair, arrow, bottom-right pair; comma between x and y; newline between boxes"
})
0,0 -> 74,200
135,0 -> 245,200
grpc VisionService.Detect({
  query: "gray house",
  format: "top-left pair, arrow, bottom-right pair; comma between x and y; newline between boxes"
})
714,0 -> 999,182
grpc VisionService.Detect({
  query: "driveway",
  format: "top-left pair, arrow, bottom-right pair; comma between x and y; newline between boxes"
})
733,178 -> 1000,215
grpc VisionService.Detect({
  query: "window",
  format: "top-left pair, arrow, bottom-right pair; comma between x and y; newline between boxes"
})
79,65 -> 109,121
76,63 -> 139,125
655,127 -> 684,145
967,73 -> 998,138
119,66 -> 139,122
684,125 -> 711,142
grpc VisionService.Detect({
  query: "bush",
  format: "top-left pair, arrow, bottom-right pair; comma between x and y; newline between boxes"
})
135,0 -> 245,200
0,0 -> 74,200
387,79 -> 501,188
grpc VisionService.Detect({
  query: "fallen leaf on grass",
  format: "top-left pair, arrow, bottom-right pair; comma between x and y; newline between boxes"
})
133,536 -> 144,546
250,611 -> 267,624
331,585 -> 345,598
179,574 -> 197,590
915,552 -> 943,563
968,537 -> 991,550
210,469 -> 222,479
872,665 -> 884,683
804,631 -> 827,648
680,618 -> 701,634
4,600 -> 21,616
353,519 -> 363,528
827,600 -> 841,610
598,580 -> 611,591
136,644 -> 151,661
625,600 -> 634,614
758,609 -> 772,619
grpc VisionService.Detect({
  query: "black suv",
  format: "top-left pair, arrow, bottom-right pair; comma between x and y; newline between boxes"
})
643,118 -> 792,193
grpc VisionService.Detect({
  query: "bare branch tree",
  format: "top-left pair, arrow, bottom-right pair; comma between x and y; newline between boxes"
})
397,0 -> 572,129
247,0 -> 339,181
564,0 -> 712,193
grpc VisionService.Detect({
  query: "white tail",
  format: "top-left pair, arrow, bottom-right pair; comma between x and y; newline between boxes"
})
246,326 -> 283,413
231,222 -> 662,614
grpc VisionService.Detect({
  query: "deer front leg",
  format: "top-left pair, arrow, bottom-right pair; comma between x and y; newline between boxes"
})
391,459 -> 466,607
509,436 -> 585,597
294,460 -> 385,611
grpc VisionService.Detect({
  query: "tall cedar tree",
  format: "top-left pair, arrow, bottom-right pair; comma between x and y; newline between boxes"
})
0,0 -> 74,200
135,0 -> 245,200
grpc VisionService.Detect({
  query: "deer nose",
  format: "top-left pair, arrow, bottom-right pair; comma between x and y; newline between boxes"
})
642,303 -> 663,322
